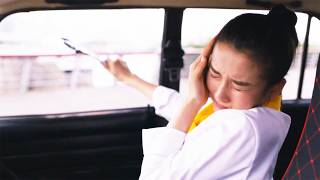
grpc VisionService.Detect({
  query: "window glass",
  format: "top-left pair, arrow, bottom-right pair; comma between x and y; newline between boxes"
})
181,8 -> 308,100
301,16 -> 320,99
0,9 -> 164,116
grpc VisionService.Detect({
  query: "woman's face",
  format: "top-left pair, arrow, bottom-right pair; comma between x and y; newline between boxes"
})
206,42 -> 269,110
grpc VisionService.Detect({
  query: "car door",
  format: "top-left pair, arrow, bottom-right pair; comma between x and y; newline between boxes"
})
0,8 -> 166,180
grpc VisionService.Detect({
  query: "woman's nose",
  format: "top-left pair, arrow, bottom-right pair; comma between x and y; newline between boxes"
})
214,80 -> 230,103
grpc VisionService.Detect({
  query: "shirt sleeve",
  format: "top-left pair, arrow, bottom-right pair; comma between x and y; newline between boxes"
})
139,127 -> 188,180
139,110 -> 257,180
151,86 -> 184,121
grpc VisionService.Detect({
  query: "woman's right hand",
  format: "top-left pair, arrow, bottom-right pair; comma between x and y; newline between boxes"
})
102,59 -> 157,99
102,59 -> 134,84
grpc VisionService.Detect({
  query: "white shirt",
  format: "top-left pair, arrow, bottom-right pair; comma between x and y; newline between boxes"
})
139,86 -> 291,180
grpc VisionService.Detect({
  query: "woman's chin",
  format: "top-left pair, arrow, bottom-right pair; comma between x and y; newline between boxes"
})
213,102 -> 228,110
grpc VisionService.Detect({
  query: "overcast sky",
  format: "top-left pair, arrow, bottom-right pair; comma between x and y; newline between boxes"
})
0,8 -> 319,55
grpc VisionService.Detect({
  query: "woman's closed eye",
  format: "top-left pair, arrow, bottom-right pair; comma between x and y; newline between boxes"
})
232,80 -> 252,91
232,85 -> 248,91
209,67 -> 221,78
209,71 -> 221,78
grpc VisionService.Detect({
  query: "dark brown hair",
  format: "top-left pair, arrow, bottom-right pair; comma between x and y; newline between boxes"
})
216,4 -> 298,86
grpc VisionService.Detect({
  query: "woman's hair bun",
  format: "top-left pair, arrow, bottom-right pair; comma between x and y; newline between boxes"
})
267,4 -> 297,29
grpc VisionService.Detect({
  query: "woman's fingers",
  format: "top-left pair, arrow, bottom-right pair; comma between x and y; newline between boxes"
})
189,55 -> 208,82
105,59 -> 133,82
191,56 -> 207,73
101,60 -> 110,69
189,55 -> 201,70
103,59 -> 124,71
187,55 -> 209,107
198,56 -> 208,71
201,37 -> 216,59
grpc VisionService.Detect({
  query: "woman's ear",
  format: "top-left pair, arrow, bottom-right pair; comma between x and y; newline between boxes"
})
267,79 -> 286,101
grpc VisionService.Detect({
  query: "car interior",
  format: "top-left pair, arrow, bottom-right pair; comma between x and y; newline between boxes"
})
0,0 -> 319,179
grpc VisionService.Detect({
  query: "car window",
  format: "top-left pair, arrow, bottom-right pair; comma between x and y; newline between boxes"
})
181,8 -> 309,100
301,16 -> 320,99
0,9 -> 164,116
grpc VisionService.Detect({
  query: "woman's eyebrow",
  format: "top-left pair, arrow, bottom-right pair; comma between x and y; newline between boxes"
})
209,64 -> 221,75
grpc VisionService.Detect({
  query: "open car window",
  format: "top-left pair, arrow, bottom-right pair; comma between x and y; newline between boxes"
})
181,8 -> 318,100
0,9 -> 164,116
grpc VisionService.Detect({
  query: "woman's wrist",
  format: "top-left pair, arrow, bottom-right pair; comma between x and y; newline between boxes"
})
185,97 -> 206,110
123,74 -> 138,86
122,74 -> 157,99
167,99 -> 203,132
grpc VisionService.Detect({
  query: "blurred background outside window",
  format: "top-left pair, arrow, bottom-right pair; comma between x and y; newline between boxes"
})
0,9 -> 164,115
0,8 -> 319,116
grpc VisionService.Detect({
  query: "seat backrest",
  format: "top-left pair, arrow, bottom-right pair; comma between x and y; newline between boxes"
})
282,57 -> 320,179
273,99 -> 310,179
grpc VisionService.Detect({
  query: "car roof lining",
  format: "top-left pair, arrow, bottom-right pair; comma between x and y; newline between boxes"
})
0,0 -> 320,15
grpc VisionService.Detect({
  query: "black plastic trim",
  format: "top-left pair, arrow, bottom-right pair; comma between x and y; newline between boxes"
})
159,8 -> 185,91
246,0 -> 302,8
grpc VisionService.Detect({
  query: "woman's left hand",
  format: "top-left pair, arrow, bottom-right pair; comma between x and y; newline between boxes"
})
187,55 -> 209,108
186,37 -> 216,109
167,37 -> 216,132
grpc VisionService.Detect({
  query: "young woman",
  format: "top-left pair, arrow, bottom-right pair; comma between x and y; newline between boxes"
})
104,5 -> 298,180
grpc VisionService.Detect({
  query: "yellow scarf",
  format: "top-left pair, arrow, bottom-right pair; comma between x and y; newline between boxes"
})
188,96 -> 282,132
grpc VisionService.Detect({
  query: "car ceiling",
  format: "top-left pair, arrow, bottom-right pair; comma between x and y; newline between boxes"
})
0,0 -> 320,16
